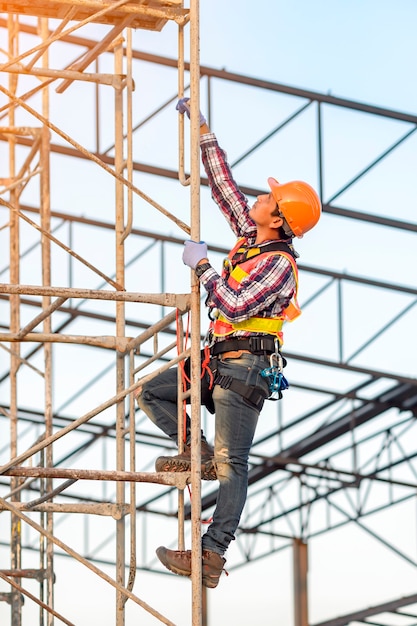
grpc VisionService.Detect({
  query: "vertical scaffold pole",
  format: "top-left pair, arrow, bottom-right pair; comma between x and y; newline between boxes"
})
125,28 -> 137,601
189,0 -> 203,624
176,313 -> 186,551
114,36 -> 126,626
39,18 -> 54,626
7,14 -> 22,626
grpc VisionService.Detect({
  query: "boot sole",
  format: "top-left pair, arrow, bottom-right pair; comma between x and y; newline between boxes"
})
203,578 -> 220,588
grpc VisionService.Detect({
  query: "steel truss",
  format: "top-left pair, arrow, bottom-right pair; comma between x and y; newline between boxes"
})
0,3 -> 417,626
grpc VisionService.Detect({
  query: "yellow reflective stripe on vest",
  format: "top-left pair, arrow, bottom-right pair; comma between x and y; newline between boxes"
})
214,313 -> 284,335
230,265 -> 249,283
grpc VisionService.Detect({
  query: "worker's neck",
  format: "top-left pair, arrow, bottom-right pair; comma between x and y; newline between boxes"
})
255,227 -> 281,245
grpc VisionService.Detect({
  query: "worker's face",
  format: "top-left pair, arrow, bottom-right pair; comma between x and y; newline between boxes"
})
250,193 -> 283,229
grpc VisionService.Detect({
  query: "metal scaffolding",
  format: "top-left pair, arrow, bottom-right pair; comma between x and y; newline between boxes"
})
0,2 -> 208,625
0,3 -> 417,626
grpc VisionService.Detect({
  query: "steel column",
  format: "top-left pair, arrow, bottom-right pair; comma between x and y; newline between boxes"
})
293,538 -> 309,626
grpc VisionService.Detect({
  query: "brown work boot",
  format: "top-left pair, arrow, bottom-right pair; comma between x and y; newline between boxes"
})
156,546 -> 226,588
155,441 -> 216,480
202,550 -> 227,588
156,547 -> 192,577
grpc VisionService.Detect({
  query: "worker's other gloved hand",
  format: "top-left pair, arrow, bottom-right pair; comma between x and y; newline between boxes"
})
176,98 -> 207,126
182,240 -> 208,269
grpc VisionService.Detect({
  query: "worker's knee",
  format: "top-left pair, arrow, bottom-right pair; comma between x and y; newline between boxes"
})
214,459 -> 231,480
214,445 -> 248,481
135,373 -> 161,401
214,444 -> 235,479
135,382 -> 151,408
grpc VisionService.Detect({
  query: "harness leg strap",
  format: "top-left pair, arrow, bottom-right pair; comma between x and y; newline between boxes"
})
214,374 -> 268,410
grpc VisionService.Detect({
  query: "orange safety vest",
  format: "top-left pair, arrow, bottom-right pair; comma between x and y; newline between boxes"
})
211,238 -> 300,345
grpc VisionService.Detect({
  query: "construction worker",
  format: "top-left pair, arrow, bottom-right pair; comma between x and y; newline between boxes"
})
136,98 -> 321,588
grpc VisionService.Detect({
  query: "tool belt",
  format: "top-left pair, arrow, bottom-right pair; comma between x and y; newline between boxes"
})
211,335 -> 277,357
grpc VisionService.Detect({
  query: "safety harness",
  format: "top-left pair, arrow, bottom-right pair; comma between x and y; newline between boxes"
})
211,237 -> 301,345
204,238 -> 297,408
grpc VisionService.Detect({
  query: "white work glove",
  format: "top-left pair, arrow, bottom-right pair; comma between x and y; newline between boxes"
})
182,240 -> 208,269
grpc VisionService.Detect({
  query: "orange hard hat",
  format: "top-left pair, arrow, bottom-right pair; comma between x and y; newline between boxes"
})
268,177 -> 321,237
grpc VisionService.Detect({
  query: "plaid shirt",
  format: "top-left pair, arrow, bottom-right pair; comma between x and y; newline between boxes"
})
199,133 -> 297,339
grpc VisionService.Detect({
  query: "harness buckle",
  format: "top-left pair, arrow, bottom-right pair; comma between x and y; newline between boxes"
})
248,336 -> 275,354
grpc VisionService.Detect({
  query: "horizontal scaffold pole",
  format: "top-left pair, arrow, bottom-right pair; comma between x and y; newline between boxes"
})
0,283 -> 190,309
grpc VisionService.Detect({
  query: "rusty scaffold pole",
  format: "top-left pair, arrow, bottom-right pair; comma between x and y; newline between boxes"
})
188,0 -> 203,623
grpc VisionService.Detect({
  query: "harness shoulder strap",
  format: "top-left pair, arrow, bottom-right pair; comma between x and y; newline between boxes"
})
231,241 -> 297,265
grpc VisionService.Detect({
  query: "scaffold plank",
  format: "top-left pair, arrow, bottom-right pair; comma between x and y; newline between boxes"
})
0,0 -> 188,30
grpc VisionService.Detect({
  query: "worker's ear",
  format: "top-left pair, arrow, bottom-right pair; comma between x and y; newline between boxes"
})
269,214 -> 284,229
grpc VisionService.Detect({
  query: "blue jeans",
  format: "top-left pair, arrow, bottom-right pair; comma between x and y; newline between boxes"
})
137,352 -> 271,556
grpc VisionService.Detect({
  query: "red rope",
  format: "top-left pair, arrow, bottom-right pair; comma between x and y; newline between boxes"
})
201,344 -> 214,390
176,308 -> 191,447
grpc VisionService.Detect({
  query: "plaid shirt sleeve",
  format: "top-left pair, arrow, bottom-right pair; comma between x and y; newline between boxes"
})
200,133 -> 257,239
